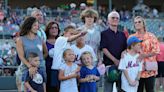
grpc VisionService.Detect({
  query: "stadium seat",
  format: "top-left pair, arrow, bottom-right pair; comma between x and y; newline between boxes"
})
0,76 -> 17,91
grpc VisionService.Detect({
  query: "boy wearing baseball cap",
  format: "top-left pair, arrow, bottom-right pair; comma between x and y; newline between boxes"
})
118,36 -> 143,92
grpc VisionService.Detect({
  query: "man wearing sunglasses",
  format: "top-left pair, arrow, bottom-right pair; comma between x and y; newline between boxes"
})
100,11 -> 127,92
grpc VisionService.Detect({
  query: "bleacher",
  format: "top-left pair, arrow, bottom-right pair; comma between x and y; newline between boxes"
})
0,76 -> 17,92
0,65 -> 18,92
119,19 -> 164,38
0,24 -> 20,39
0,39 -> 17,91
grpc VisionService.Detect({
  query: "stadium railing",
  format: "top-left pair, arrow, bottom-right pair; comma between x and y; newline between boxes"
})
0,66 -> 18,91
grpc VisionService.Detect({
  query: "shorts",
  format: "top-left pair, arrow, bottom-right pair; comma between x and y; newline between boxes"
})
157,61 -> 164,77
51,69 -> 60,87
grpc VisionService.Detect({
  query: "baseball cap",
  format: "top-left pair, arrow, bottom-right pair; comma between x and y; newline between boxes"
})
127,36 -> 142,46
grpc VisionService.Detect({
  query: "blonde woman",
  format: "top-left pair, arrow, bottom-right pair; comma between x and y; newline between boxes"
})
129,16 -> 160,92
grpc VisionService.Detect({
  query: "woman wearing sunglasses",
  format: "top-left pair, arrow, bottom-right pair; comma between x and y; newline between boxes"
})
129,16 -> 160,92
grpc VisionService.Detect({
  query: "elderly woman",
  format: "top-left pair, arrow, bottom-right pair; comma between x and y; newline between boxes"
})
129,16 -> 160,92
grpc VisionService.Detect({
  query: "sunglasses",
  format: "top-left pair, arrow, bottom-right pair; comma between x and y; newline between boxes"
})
134,21 -> 142,24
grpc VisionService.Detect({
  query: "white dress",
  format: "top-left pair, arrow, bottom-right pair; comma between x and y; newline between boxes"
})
59,63 -> 78,92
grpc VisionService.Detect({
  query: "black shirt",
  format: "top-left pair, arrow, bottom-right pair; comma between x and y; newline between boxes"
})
100,28 -> 127,66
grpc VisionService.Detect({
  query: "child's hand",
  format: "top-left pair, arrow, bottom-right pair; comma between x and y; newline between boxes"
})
92,75 -> 98,79
71,73 -> 78,78
85,75 -> 91,82
91,75 -> 99,81
86,75 -> 97,82
75,68 -> 80,73
137,54 -> 145,62
129,80 -> 137,87
80,31 -> 87,36
29,67 -> 38,78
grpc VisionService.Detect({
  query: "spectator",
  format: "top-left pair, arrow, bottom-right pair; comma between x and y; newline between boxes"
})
129,16 -> 160,92
49,26 -> 87,92
79,8 -> 101,66
16,17 -> 48,91
3,68 -> 12,76
100,11 -> 127,92
80,3 -> 87,11
118,36 -> 143,92
58,49 -> 80,92
156,37 -> 164,91
2,41 -> 11,51
24,52 -> 46,92
11,32 -> 20,43
152,8 -> 159,18
0,9 -> 5,22
123,27 -> 129,38
31,8 -> 47,42
45,21 -> 60,92
79,51 -> 100,92
7,46 -> 17,66
71,35 -> 97,66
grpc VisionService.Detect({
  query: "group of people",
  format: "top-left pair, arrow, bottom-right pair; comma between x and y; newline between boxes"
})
14,6 -> 164,92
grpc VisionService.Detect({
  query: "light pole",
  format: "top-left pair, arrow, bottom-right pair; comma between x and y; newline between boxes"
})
94,0 -> 97,9
109,0 -> 112,12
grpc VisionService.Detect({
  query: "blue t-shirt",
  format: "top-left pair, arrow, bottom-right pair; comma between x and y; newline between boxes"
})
25,69 -> 45,92
80,66 -> 100,92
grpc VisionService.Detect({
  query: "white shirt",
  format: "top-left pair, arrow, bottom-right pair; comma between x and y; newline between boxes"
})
71,44 -> 97,66
50,36 -> 71,70
2,43 -> 11,51
59,63 -> 78,92
78,25 -> 101,55
37,27 -> 47,42
118,53 -> 142,92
